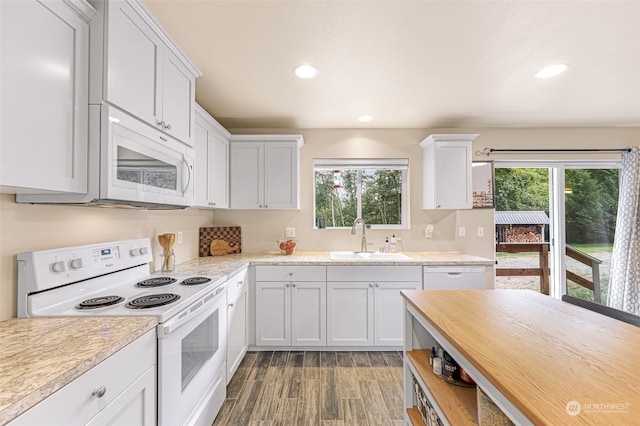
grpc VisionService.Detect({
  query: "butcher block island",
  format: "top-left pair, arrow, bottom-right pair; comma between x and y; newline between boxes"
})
401,290 -> 640,425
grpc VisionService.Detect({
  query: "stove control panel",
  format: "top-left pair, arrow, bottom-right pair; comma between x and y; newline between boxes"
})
18,238 -> 154,294
93,246 -> 120,263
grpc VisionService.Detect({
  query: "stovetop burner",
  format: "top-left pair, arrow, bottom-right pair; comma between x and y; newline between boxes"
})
135,277 -> 177,288
75,295 -> 124,310
125,293 -> 181,309
181,277 -> 212,286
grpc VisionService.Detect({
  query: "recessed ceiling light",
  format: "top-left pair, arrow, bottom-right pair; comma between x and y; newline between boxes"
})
294,64 -> 318,79
534,63 -> 568,79
358,115 -> 373,122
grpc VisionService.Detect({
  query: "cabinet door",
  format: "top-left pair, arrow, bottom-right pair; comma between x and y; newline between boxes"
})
374,281 -> 421,346
106,0 -> 161,128
327,282 -> 373,346
161,49 -> 194,145
1,0 -> 91,193
255,282 -> 291,346
227,288 -> 248,383
209,132 -> 229,208
291,281 -> 326,346
86,366 -> 156,426
230,142 -> 264,209
194,117 -> 211,207
434,141 -> 472,209
264,142 -> 298,209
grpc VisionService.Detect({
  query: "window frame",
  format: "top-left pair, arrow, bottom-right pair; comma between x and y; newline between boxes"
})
313,158 -> 409,230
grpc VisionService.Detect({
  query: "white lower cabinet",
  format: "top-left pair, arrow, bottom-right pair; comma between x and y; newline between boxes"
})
9,330 -> 156,426
327,266 -> 422,347
226,269 -> 248,383
255,266 -> 327,347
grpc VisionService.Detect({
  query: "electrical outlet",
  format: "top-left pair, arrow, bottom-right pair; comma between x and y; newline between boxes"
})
425,224 -> 434,238
458,226 -> 466,237
177,231 -> 183,244
477,227 -> 484,237
285,227 -> 296,238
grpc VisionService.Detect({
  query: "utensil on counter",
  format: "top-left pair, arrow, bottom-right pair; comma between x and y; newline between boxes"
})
158,233 -> 176,272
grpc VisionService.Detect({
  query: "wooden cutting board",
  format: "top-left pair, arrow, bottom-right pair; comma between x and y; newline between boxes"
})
200,226 -> 242,256
209,239 -> 240,256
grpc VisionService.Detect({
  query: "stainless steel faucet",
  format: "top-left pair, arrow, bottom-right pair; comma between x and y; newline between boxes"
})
351,217 -> 370,252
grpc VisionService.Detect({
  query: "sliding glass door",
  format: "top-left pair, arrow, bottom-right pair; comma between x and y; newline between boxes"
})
494,161 -> 620,301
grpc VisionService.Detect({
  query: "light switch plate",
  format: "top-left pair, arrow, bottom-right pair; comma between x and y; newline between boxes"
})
458,226 -> 466,237
285,227 -> 296,238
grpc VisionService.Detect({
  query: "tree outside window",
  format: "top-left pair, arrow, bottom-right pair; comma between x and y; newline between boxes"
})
314,159 -> 407,228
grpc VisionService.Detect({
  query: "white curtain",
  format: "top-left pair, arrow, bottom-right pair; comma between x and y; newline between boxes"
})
608,147 -> 640,315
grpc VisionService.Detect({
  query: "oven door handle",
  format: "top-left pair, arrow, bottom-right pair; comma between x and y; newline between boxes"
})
158,285 -> 225,338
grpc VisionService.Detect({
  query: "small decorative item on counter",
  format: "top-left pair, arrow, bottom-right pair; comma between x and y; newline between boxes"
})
278,239 -> 297,255
158,233 -> 176,272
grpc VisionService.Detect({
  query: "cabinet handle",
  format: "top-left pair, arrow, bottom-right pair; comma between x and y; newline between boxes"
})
156,120 -> 163,128
92,386 -> 106,398
265,205 -> 268,208
238,281 -> 243,286
369,283 -> 373,287
292,283 -> 296,287
375,283 -> 380,287
285,284 -> 290,287
228,303 -> 234,307
258,204 -> 262,208
159,136 -> 168,142
165,122 -> 172,130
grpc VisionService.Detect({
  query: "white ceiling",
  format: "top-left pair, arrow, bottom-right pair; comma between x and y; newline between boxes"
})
142,0 -> 640,130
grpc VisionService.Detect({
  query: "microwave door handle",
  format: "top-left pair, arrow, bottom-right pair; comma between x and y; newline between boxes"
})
182,155 -> 192,196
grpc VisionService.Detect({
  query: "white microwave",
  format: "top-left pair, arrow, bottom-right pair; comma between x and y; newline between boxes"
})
18,103 -> 194,209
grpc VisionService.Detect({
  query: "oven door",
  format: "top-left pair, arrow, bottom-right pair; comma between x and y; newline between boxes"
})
157,285 -> 227,426
104,105 -> 194,207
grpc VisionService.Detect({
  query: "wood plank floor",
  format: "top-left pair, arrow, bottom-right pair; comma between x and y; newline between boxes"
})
213,351 -> 405,426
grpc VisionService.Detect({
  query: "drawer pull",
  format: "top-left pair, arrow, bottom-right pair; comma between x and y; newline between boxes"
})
228,303 -> 234,308
92,386 -> 106,398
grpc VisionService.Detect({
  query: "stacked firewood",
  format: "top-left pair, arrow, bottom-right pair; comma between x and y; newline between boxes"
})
504,226 -> 542,243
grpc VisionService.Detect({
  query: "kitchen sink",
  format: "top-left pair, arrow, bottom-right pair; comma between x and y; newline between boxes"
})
329,251 -> 410,260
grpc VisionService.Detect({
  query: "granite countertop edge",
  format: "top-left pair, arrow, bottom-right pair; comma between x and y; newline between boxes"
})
0,317 -> 157,424
171,251 -> 496,279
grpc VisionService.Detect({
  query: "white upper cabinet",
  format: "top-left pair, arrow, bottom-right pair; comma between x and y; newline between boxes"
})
1,0 -> 96,194
194,104 -> 230,209
229,135 -> 304,210
90,0 -> 201,146
420,134 -> 478,209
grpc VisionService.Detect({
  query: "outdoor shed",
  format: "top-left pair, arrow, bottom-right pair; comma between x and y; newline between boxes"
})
495,211 -> 550,243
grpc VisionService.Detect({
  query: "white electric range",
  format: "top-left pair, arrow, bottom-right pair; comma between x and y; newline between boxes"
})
17,238 -> 228,426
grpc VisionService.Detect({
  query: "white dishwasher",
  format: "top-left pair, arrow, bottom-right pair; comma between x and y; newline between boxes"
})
423,265 -> 486,290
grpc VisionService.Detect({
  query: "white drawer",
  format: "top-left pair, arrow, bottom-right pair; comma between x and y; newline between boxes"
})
226,268 -> 248,301
10,330 -> 156,426
255,265 -> 326,282
327,265 -> 422,282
